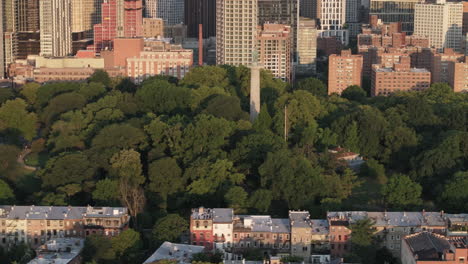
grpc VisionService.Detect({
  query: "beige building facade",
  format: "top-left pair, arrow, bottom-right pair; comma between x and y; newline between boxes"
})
414,1 -> 463,52
40,0 -> 72,57
216,0 -> 258,66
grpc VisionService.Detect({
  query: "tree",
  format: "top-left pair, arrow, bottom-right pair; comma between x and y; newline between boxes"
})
38,152 -> 95,188
79,82 -> 106,101
360,159 -> 387,184
110,149 -> 146,223
0,145 -> 22,181
0,98 -> 38,141
181,66 -> 230,89
248,189 -> 272,213
440,171 -> 468,212
259,150 -> 321,209
82,235 -> 115,263
382,174 -> 422,209
88,70 -> 111,87
152,214 -> 188,244
253,105 -> 272,131
0,179 -> 14,203
224,186 -> 248,211
0,88 -> 14,105
202,95 -> 249,121
347,218 -> 377,264
136,79 -> 191,114
88,123 -> 148,169
20,82 -> 41,105
185,159 -> 245,195
341,85 -> 367,101
92,179 -> 120,206
111,228 -> 141,258
295,77 -> 327,97
148,157 -> 185,209
40,92 -> 87,127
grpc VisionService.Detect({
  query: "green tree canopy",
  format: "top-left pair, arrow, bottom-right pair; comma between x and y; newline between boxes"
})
382,174 -> 422,209
0,98 -> 38,140
152,214 -> 188,244
440,171 -> 468,212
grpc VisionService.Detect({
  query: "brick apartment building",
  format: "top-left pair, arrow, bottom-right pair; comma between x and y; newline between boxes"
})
0,206 -> 130,248
371,56 -> 431,96
257,24 -> 292,82
431,48 -> 465,84
328,50 -> 363,95
449,57 -> 468,92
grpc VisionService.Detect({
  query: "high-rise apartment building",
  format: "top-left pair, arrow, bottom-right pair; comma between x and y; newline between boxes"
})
369,0 -> 420,33
258,0 -> 299,59
157,0 -> 184,25
1,0 -> 17,77
123,0 -> 143,38
17,0 -> 40,32
72,0 -> 104,37
414,1 -> 463,52
184,0 -> 216,38
94,0 -> 143,53
431,48 -> 465,84
463,2 -> 468,35
296,17 -> 317,76
216,0 -> 258,66
371,56 -> 431,96
328,50 -> 363,95
317,0 -> 349,45
40,0 -> 72,57
94,0 -> 118,53
449,56 -> 468,92
145,0 -> 157,18
257,24 -> 292,82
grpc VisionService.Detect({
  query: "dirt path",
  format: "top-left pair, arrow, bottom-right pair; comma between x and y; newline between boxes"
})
17,148 -> 37,171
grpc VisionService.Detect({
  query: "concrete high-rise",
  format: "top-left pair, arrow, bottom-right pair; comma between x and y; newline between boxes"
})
216,0 -> 258,66
257,24 -> 292,82
414,1 -> 463,52
369,0 -> 420,33
40,0 -> 72,57
18,0 -> 40,32
317,0 -> 349,45
2,0 -> 18,77
296,17 -> 317,76
72,0 -> 104,37
156,0 -> 184,25
184,0 -> 216,38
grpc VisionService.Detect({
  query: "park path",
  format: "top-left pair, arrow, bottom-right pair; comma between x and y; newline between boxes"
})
17,148 -> 37,171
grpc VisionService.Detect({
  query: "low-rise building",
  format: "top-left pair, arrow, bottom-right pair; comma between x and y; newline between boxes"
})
0,206 -> 129,248
401,232 -> 468,264
143,241 -> 205,264
28,238 -> 84,264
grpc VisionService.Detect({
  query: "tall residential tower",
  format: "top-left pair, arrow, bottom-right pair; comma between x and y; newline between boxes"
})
216,0 -> 258,66
40,0 -> 72,57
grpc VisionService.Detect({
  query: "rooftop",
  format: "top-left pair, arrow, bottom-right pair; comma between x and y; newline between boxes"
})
143,242 -> 205,264
0,206 -> 128,220
289,211 -> 312,228
404,232 -> 452,261
27,238 -> 84,264
213,208 -> 234,223
328,211 -> 447,227
311,220 -> 329,235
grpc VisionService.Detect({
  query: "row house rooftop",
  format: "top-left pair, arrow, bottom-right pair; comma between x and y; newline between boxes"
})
0,205 -> 128,220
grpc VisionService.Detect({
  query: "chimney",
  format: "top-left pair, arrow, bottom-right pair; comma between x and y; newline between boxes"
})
198,207 -> 204,214
198,24 -> 203,66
